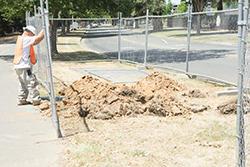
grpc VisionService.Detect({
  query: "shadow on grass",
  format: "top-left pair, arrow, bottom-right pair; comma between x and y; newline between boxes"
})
57,43 -> 79,45
58,31 -> 86,38
52,51 -> 112,61
171,32 -> 237,38
150,28 -> 237,38
115,48 -> 228,64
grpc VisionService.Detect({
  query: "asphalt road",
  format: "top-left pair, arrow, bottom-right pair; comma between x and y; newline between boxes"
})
0,41 -> 63,167
82,26 -> 238,85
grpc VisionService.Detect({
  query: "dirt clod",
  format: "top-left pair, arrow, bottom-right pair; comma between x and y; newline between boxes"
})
182,89 -> 206,98
39,103 -> 50,111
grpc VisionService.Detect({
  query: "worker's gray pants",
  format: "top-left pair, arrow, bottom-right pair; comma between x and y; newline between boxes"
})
15,68 -> 40,102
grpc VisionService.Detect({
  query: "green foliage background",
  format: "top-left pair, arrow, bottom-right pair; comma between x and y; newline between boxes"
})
0,0 -> 237,36
0,0 -> 169,36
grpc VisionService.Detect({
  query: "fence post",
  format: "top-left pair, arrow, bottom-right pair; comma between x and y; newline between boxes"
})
118,12 -> 122,61
72,15 -> 74,31
26,11 -> 30,25
236,0 -> 244,165
186,0 -> 192,73
26,11 -> 28,26
46,0 -> 49,11
40,0 -> 62,138
144,9 -> 149,67
34,5 -> 36,15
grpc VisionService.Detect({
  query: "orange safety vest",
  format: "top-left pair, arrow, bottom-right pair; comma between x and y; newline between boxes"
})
13,36 -> 36,65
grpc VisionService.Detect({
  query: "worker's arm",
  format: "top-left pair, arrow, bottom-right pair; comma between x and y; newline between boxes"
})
33,29 -> 44,45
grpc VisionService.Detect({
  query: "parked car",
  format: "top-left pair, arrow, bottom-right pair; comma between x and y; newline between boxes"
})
91,23 -> 98,28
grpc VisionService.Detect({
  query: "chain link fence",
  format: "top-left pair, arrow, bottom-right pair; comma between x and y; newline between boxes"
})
118,9 -> 239,85
49,17 -> 119,61
119,16 -> 147,64
237,0 -> 250,166
34,3 -> 250,161
26,0 -> 62,138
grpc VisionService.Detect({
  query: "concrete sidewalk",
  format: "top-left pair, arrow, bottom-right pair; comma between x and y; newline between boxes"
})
0,43 -> 63,167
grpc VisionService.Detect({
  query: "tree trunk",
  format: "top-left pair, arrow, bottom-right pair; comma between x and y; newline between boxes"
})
152,18 -> 163,31
134,19 -> 139,28
67,20 -> 70,33
217,0 -> 223,10
196,15 -> 201,35
112,19 -> 118,26
51,11 -> 59,55
61,20 -> 66,35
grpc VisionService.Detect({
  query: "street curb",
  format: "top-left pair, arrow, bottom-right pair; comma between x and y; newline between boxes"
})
214,89 -> 238,97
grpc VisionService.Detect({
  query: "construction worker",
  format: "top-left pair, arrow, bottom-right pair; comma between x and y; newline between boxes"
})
13,25 -> 44,105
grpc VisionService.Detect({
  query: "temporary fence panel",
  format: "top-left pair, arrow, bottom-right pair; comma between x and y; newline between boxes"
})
118,9 -> 238,85
50,17 -> 119,61
28,13 -> 50,88
49,9 -> 239,86
188,9 -> 238,85
146,13 -> 189,74
26,1 -> 62,138
119,15 -> 148,64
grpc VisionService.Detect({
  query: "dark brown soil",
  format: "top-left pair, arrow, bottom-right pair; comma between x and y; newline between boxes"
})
217,97 -> 237,114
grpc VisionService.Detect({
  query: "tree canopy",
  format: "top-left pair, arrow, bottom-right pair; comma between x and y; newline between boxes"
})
175,1 -> 188,13
0,0 -> 40,36
0,0 -> 168,29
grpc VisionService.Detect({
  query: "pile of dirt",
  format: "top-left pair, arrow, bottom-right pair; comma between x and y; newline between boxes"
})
217,97 -> 237,114
50,71 -> 209,120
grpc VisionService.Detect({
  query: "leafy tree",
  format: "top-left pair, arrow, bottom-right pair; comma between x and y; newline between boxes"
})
165,0 -> 173,15
0,12 -> 12,36
175,1 -> 188,13
210,0 -> 237,10
0,0 -> 39,36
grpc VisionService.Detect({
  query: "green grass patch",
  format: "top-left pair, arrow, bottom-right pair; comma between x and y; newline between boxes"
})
69,137 -> 115,166
204,81 -> 233,87
151,30 -> 238,43
57,43 -> 79,45
59,107 -> 69,111
197,120 -> 235,142
52,51 -> 110,61
58,29 -> 87,37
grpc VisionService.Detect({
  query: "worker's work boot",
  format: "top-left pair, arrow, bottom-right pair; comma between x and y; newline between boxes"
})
33,100 -> 41,106
17,100 -> 31,105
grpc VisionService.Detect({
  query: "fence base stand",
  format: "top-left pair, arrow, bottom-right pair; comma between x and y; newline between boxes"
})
214,90 -> 238,97
41,96 -> 66,101
177,74 -> 190,79
137,66 -> 154,70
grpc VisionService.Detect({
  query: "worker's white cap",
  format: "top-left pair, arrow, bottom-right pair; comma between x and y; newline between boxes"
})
23,26 -> 36,35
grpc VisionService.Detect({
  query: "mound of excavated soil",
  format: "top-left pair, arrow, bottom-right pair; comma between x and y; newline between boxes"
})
53,71 -> 209,120
217,97 -> 237,114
